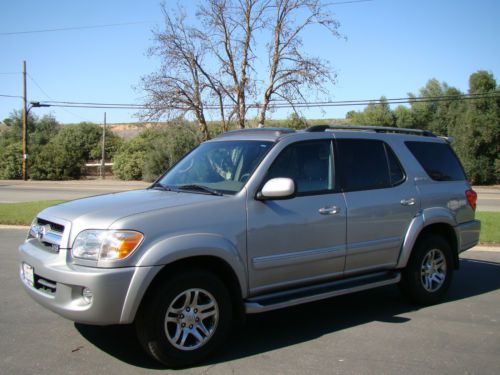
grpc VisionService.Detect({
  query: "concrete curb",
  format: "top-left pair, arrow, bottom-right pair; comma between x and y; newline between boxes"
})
469,245 -> 500,252
0,225 -> 29,230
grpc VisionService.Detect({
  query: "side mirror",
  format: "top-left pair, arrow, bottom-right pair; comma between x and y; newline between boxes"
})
257,178 -> 295,200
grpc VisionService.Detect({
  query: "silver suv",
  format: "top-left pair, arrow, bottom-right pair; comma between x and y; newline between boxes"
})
18,125 -> 481,367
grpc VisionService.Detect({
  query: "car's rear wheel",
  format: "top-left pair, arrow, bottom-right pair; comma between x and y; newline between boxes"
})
400,234 -> 453,305
135,269 -> 233,368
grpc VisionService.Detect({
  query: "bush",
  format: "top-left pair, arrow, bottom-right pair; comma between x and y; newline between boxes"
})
113,124 -> 200,181
0,142 -> 22,179
113,150 -> 147,180
28,122 -> 122,180
29,142 -> 85,180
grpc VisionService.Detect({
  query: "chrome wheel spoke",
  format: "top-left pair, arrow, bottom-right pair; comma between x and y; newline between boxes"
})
171,325 -> 182,343
165,288 -> 219,351
166,315 -> 179,323
420,248 -> 447,292
191,327 -> 204,342
197,321 -> 210,336
199,309 -> 217,321
179,329 -> 189,346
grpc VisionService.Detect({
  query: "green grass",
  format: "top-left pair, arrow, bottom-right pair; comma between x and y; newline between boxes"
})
476,212 -> 500,245
0,201 -> 498,245
0,201 -> 65,226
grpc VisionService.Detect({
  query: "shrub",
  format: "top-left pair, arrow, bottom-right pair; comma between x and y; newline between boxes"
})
0,142 -> 22,179
113,124 -> 200,181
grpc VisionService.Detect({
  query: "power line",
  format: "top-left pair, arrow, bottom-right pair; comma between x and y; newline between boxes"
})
27,73 -> 91,122
0,21 -> 150,36
4,91 -> 499,111
36,92 -> 500,111
0,94 -> 23,99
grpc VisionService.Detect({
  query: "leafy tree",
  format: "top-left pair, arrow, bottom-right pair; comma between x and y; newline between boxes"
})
456,71 -> 500,183
346,71 -> 499,183
1,110 -> 37,145
394,105 -> 414,128
113,130 -> 159,180
348,97 -> 395,127
0,142 -> 22,179
143,124 -> 200,181
31,115 -> 60,146
285,112 -> 308,130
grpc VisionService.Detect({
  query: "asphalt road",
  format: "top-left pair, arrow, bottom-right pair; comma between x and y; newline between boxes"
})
1,180 -> 499,212
476,187 -> 500,212
0,180 -> 149,203
1,228 -> 499,375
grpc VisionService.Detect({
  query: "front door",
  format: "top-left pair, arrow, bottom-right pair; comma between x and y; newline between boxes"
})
246,140 -> 347,295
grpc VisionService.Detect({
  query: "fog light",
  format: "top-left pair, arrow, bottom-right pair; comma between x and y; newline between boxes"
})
82,287 -> 93,304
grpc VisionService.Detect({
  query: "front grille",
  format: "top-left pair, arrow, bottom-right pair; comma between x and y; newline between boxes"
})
29,218 -> 65,252
36,218 -> 65,234
34,274 -> 57,295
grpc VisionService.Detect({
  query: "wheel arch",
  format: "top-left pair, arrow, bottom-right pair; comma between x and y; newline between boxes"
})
132,255 -> 245,324
397,211 -> 459,270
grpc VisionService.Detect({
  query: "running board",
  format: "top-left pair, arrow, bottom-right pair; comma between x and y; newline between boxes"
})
245,271 -> 401,314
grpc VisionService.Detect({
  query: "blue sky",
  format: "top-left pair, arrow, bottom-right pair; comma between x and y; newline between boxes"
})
1,0 -> 499,124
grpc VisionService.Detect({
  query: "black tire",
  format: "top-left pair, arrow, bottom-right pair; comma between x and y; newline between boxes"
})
400,234 -> 454,305
135,268 -> 233,368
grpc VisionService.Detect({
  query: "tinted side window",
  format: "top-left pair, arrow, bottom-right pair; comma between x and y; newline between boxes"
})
406,141 -> 466,181
267,140 -> 334,194
337,139 -> 393,192
386,145 -> 405,186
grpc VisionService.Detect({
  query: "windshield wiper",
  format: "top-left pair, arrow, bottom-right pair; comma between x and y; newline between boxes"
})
177,184 -> 223,196
150,183 -> 177,192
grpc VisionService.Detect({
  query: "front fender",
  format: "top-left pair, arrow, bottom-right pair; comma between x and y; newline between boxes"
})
396,208 -> 457,269
136,232 -> 248,296
119,233 -> 248,323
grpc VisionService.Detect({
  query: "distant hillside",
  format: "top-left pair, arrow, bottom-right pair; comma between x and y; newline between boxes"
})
104,118 -> 347,139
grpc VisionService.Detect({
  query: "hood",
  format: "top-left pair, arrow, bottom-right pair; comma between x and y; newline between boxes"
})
39,189 -> 221,229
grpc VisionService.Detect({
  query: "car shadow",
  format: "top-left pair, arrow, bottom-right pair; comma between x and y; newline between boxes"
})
75,257 -> 500,369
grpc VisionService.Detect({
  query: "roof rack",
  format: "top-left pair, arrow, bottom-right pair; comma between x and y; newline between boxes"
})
305,125 -> 436,137
215,127 -> 295,138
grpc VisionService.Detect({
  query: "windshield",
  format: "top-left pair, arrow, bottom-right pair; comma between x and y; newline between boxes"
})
158,140 -> 273,195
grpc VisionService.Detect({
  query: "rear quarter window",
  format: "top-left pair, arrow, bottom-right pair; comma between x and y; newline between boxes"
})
405,141 -> 466,181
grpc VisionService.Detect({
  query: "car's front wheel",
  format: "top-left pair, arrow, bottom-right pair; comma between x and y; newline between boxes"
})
135,269 -> 233,368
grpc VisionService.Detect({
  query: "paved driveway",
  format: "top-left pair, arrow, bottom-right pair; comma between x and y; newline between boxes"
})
1,228 -> 499,374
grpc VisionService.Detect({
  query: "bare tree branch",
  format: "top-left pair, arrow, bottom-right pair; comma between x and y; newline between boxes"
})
258,0 -> 340,127
140,0 -> 341,137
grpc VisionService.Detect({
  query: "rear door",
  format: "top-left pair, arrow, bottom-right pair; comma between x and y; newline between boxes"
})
335,138 -> 419,276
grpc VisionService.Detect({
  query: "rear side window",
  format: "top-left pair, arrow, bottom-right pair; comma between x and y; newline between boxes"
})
406,141 -> 466,181
336,139 -> 405,192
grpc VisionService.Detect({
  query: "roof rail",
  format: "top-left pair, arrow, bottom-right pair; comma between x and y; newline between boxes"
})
215,127 -> 295,138
305,125 -> 436,137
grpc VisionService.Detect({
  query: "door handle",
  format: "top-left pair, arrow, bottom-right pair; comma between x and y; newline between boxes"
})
400,197 -> 416,206
319,206 -> 341,215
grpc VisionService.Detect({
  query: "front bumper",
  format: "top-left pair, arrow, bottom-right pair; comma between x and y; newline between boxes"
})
18,239 -> 146,325
456,219 -> 481,253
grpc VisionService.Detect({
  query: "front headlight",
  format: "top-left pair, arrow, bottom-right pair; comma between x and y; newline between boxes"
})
72,230 -> 144,261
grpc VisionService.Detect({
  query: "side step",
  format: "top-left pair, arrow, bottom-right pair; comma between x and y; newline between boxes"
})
245,271 -> 401,314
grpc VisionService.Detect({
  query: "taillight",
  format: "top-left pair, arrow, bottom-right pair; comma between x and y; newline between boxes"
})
465,189 -> 477,210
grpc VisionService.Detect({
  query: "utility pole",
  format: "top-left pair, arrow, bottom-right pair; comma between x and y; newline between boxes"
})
100,112 -> 106,179
22,60 -> 28,181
